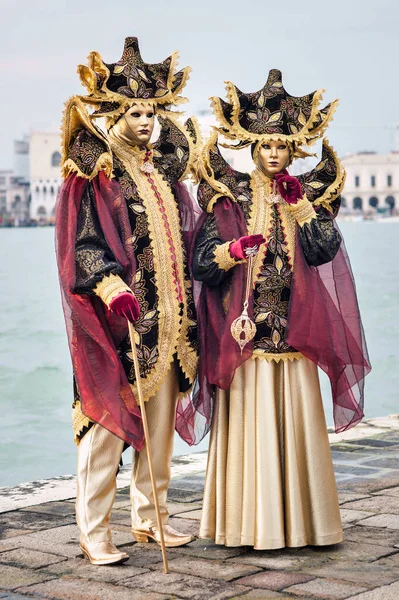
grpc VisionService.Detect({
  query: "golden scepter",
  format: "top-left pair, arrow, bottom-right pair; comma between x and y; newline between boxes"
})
230,245 -> 259,354
127,321 -> 168,574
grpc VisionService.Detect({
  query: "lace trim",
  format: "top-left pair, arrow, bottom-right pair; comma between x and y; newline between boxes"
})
213,240 -> 243,271
72,401 -> 93,446
252,350 -> 304,363
287,196 -> 317,227
110,139 -> 197,400
93,273 -> 132,308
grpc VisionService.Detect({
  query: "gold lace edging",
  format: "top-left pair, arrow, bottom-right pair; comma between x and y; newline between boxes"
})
313,139 -> 346,213
93,273 -> 132,308
213,240 -> 242,271
72,401 -> 93,446
251,350 -> 304,363
199,130 -> 237,212
110,139 -> 196,400
287,196 -> 316,227
61,95 -> 113,180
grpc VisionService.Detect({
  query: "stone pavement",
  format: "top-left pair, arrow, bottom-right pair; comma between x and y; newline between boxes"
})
0,415 -> 399,600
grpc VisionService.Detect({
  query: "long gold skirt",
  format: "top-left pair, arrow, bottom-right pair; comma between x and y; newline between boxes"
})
199,357 -> 343,549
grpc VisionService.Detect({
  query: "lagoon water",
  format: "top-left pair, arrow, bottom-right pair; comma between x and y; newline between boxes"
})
1,222 -> 398,487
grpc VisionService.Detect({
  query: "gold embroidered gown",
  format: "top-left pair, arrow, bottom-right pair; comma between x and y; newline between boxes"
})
193,144 -> 344,549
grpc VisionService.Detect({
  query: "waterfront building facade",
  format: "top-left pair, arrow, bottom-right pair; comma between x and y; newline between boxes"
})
340,151 -> 399,214
29,132 -> 62,223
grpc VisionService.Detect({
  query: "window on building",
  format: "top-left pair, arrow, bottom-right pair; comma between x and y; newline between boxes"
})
387,175 -> 392,187
371,176 -> 376,187
355,176 -> 360,187
35,186 -> 40,193
0,177 -> 5,185
353,197 -> 363,210
43,186 -> 47,194
386,196 -> 395,209
369,197 -> 378,208
341,197 -> 347,207
0,195 -> 6,207
51,151 -> 61,167
37,206 -> 47,216
50,186 -> 54,195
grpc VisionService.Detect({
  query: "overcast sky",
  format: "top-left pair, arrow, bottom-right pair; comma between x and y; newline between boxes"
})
1,0 -> 398,168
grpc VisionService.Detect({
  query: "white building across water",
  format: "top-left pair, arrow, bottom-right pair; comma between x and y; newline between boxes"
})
340,151 -> 399,214
29,132 -> 62,223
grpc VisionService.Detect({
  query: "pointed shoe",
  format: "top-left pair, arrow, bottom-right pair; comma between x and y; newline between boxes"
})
80,541 -> 129,565
133,524 -> 195,547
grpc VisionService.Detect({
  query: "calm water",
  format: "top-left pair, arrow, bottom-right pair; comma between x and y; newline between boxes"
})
1,222 -> 398,487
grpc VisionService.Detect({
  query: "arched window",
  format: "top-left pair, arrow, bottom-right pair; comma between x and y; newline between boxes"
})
37,206 -> 47,216
13,195 -> 21,207
341,196 -> 347,207
43,186 -> 47,194
51,151 -> 61,167
353,197 -> 363,210
35,186 -> 40,193
369,197 -> 378,208
50,186 -> 54,195
386,196 -> 395,209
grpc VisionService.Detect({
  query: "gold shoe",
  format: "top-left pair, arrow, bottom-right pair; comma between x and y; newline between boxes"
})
133,524 -> 195,548
80,541 -> 129,565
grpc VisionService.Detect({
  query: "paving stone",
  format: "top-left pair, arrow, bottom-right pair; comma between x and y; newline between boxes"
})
341,495 -> 399,515
348,439 -> 399,448
0,564 -> 54,590
169,516 -> 199,537
338,492 -> 372,504
0,594 -> 37,599
122,544 -> 180,568
167,487 -> 203,503
0,511 -> 75,531
306,560 -> 399,587
333,464 -> 382,476
158,554 -> 261,581
21,502 -> 76,517
112,498 -> 131,509
171,537 -> 247,560
229,549 -> 330,572
373,486 -> 399,498
0,525 -> 133,558
339,477 -> 399,494
340,508 -> 375,523
284,577 -> 368,598
0,548 -> 67,569
0,526 -> 36,540
121,570 -> 249,599
345,580 -> 399,599
173,509 -> 202,521
358,514 -> 399,530
361,457 -> 399,469
235,570 -> 314,591
293,540 -> 395,562
343,525 -> 399,547
237,590 -> 286,599
41,556 -> 149,583
171,476 -> 205,491
18,577 -> 167,599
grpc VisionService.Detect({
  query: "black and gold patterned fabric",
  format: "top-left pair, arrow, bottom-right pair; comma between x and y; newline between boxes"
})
193,144 -> 342,361
72,127 -> 199,428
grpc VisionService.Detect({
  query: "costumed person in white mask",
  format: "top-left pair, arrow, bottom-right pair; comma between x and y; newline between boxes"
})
193,69 -> 371,549
56,37 -> 206,565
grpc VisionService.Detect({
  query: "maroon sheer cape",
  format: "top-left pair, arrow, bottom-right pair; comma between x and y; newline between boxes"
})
55,172 -> 144,450
197,198 -> 370,433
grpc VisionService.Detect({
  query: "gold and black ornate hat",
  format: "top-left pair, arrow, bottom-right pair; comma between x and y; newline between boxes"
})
77,36 -> 191,125
211,69 -> 337,154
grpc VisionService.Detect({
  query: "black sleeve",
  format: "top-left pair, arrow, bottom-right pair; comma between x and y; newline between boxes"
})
192,212 -> 236,287
298,206 -> 342,267
74,183 -> 123,294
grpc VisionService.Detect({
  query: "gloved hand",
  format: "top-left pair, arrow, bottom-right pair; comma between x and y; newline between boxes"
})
109,291 -> 140,323
274,171 -> 303,204
229,234 -> 266,260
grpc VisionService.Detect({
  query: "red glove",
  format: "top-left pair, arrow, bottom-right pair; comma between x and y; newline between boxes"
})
109,291 -> 140,323
274,171 -> 303,204
229,234 -> 266,260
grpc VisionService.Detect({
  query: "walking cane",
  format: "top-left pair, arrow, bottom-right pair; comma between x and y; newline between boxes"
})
127,321 -> 168,574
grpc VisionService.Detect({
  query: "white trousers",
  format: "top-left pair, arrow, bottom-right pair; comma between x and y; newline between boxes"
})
76,365 -> 179,543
